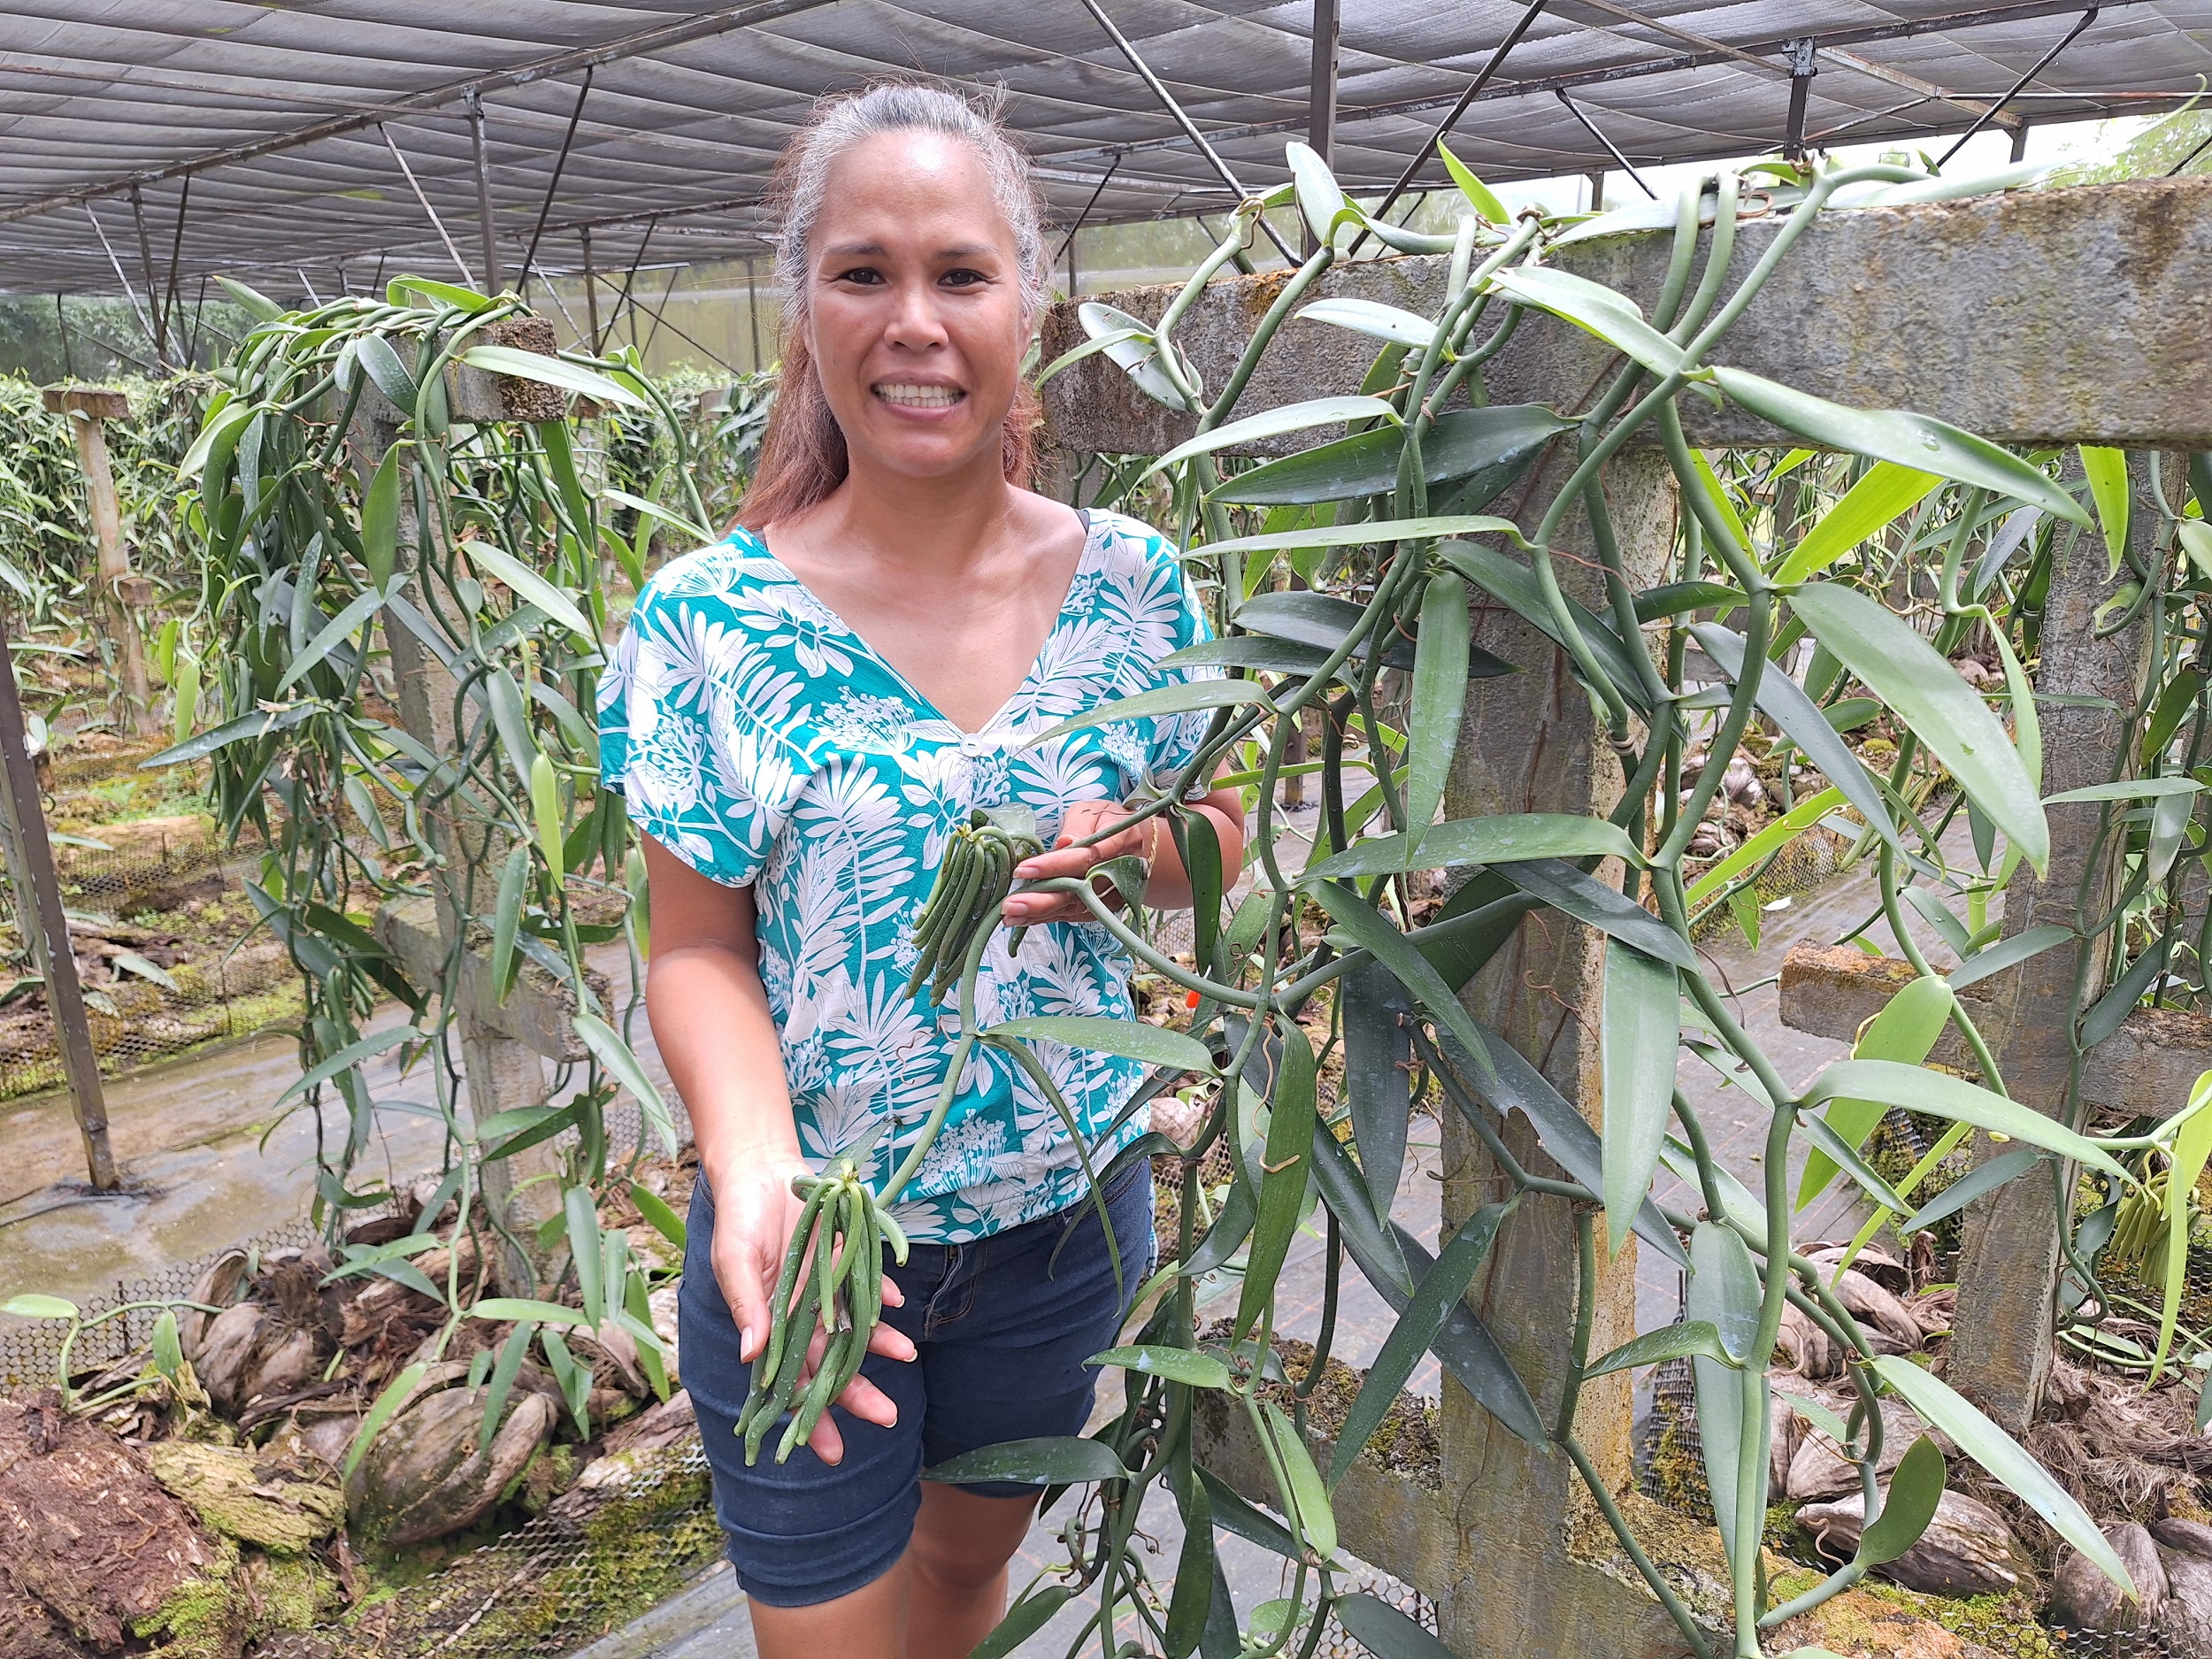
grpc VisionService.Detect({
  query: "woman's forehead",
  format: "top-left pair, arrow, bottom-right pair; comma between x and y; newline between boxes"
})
814,132 -> 1012,244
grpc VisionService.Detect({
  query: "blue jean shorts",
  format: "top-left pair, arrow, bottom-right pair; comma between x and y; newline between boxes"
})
680,1158 -> 1155,1609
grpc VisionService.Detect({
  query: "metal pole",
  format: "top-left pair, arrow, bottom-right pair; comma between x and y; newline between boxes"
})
520,70 -> 593,295
2011,120 -> 2032,161
1556,90 -> 1655,196
743,254 -> 761,371
1308,0 -> 1340,165
381,125 -> 478,285
467,88 -> 503,292
1078,0 -> 1298,263
53,295 -> 70,380
581,227 -> 602,352
0,613 -> 116,1190
127,185 -> 170,368
1347,0 -> 1548,254
159,175 -> 190,357
1784,37 -> 1818,160
1938,5 -> 2099,164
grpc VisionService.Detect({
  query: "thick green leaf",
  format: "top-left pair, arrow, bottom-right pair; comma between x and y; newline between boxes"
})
1310,1114 -> 1414,1296
1033,680 -> 1274,742
1165,1479 -> 1217,1657
2045,777 -> 2202,804
1260,1399 -> 1338,1561
2155,1070 -> 2212,1378
361,444 -> 403,590
1330,1201 -> 1511,1486
1948,923 -> 2073,992
565,1183 -> 604,1327
926,1436 -> 1132,1486
1903,1146 -> 2044,1236
629,1182 -> 687,1253
491,842 -> 530,1003
1692,625 -> 1903,862
971,1585 -> 1075,1658
1340,961 -> 1413,1217
1601,942 -> 1679,1258
1714,368 -> 2086,526
478,1321 -> 534,1458
1297,297 -> 1435,350
459,344 -> 644,408
1688,787 -> 1847,910
1197,1464 -> 1298,1560
1088,1345 -> 1231,1389
1080,299 -> 1191,407
573,1011 -> 679,1158
1286,140 -> 1349,245
276,586 -> 388,695
355,334 -> 419,410
468,1296 -> 594,1327
1799,974 -> 1954,1210
1333,1593 -> 1457,1659
1199,516 -> 1520,563
272,1024 -> 419,1110
1487,266 -> 1685,379
215,274 -> 284,322
1310,814 -> 1639,882
2081,446 -> 2131,577
344,1361 -> 427,1483
1772,462 -> 1942,586
1635,580 -> 1745,622
1688,1223 -> 1767,1577
460,539 -> 595,645
1405,572 -> 1470,835
1237,1018 -> 1318,1336
1800,1060 -> 2127,1179
1494,858 -> 1695,969
1872,1356 -> 2131,1594
1583,1319 -> 1734,1380
1437,140 -> 1509,224
1860,1435 -> 1948,1566
1789,583 -> 2048,873
2082,941 -> 2169,1052
1437,540 -> 1650,710
2,1294 -> 78,1321
141,702 -> 319,769
988,1017 -> 1214,1075
1387,1222 -> 1548,1445
1228,589 -> 1514,680
1149,396 -> 1399,478
1216,404 -> 1571,508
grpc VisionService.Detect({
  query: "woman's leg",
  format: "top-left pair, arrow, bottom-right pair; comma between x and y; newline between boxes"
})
904,1485 -> 1041,1659
746,1565 -> 908,1659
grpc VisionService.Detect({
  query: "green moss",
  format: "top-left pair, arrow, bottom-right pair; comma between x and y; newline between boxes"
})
133,1538 -> 244,1659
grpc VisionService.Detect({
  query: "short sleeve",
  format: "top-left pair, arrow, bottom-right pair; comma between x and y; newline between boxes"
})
596,556 -> 806,887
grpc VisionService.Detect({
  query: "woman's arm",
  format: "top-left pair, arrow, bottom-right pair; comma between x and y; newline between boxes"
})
641,835 -> 914,1462
1001,775 -> 1247,926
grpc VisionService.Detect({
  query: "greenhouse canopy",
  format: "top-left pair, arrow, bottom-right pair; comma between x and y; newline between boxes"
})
2,0 -> 2206,301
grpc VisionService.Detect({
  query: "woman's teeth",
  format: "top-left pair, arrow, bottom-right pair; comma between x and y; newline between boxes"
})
874,383 -> 963,408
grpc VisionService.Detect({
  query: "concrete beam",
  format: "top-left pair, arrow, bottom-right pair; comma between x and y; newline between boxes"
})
1778,943 -> 2212,1121
1040,176 -> 2212,457
375,896 -> 603,1064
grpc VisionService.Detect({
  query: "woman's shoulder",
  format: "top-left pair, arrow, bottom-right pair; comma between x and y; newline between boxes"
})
1079,506 -> 1183,569
628,526 -> 786,620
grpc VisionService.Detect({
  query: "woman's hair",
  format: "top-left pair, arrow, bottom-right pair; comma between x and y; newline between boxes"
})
738,81 -> 1048,531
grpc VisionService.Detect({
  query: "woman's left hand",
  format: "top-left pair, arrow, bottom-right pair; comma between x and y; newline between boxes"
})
1002,800 -> 1156,927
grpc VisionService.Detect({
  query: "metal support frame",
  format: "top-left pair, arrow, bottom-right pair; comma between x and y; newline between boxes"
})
1308,0 -> 1340,166
609,217 -> 661,349
1079,0 -> 1298,263
1784,37 -> 1818,158
1348,0 -> 1548,255
127,185 -> 170,366
157,177 -> 193,364
53,295 -> 70,380
83,204 -> 160,356
1939,5 -> 2101,163
0,613 -> 116,1192
741,252 -> 761,372
1056,151 -> 1123,299
520,71 -> 594,295
1555,89 -> 1655,196
380,124 -> 477,285
467,88 -> 503,293
581,227 -> 603,352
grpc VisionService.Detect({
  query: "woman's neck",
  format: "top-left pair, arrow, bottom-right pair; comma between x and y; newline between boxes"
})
800,448 -> 1022,581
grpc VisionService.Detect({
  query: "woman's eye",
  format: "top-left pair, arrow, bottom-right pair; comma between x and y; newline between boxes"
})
833,266 -> 886,287
941,268 -> 989,288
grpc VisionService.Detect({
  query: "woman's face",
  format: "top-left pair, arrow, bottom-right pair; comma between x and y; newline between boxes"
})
804,130 -> 1028,485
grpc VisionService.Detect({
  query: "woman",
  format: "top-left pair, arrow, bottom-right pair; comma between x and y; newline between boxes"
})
597,83 -> 1246,1658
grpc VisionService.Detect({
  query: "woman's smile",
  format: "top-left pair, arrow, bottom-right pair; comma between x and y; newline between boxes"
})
872,380 -> 966,411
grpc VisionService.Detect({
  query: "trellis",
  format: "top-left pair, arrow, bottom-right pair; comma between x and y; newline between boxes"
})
1038,169 -> 2212,1652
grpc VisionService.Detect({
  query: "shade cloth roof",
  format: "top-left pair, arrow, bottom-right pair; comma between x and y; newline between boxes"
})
4,1 -> 2207,298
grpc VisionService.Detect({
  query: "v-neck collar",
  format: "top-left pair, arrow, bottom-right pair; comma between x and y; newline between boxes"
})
746,511 -> 1101,741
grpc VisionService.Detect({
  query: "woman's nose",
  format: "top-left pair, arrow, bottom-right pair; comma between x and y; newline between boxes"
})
884,279 -> 949,349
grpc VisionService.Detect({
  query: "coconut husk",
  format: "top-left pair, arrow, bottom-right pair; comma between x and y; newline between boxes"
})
1788,1399 -> 1929,1502
1776,1303 -> 1842,1379
178,1248 -> 250,1356
2022,1359 -> 2209,1522
2165,1550 -> 2212,1648
1804,1241 -> 1911,1294
1828,1269 -> 1924,1355
2155,1518 -> 2212,1562
2048,1523 -> 2167,1631
570,1325 -> 649,1399
1772,1394 -> 1806,1502
1798,1490 -> 2033,1598
346,1382 -> 557,1547
146,1441 -> 345,1556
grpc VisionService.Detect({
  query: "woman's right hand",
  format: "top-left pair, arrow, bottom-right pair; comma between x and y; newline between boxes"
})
708,1153 -> 916,1465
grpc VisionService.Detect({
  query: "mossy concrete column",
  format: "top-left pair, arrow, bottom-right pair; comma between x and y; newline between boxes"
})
1432,453 -> 1686,1656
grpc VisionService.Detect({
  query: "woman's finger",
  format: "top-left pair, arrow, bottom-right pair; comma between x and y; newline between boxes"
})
806,1409 -> 848,1465
865,1316 -> 917,1363
834,1372 -> 901,1425
721,1235 -> 771,1363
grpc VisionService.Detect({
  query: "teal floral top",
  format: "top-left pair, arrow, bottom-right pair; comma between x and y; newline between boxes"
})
597,509 -> 1217,1242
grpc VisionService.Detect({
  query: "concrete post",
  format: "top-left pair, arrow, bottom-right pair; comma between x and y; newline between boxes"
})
1433,453 -> 1685,1655
1947,459 -> 2159,1432
43,388 -> 156,735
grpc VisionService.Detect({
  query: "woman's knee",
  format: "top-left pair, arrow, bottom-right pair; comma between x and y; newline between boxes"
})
907,1488 -> 1033,1590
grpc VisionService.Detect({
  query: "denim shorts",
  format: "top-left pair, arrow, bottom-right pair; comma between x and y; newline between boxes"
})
680,1158 -> 1154,1609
